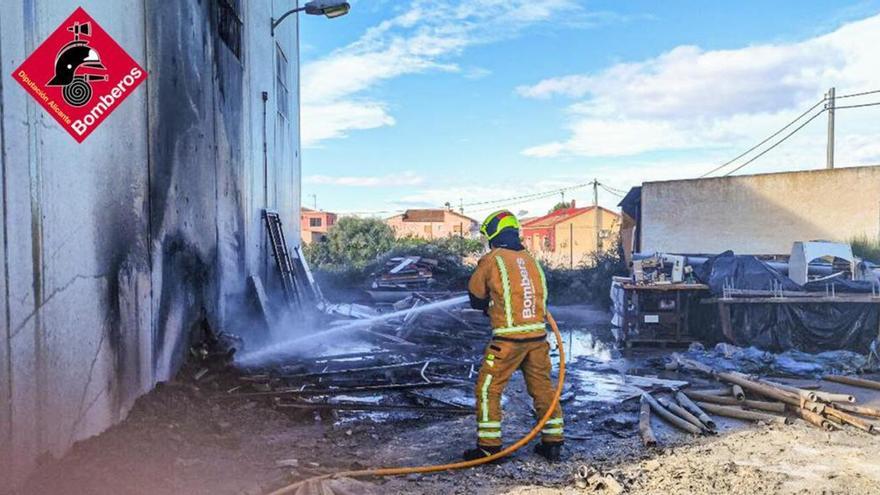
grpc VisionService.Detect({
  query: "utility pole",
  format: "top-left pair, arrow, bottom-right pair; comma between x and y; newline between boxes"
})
459,198 -> 464,214
826,87 -> 835,169
592,179 -> 598,208
561,191 -> 565,207
310,193 -> 317,210
593,178 -> 601,258
569,222 -> 574,270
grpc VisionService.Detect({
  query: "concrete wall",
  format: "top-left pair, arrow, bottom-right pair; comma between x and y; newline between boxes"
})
641,165 -> 880,255
0,0 -> 301,487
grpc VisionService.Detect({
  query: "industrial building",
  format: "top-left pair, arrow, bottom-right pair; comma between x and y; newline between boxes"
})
0,0 -> 301,486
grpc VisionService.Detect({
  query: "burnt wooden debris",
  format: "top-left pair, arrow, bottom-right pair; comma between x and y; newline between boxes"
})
228,293 -> 488,416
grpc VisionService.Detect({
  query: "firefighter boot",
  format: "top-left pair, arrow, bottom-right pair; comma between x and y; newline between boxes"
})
463,444 -> 501,461
534,441 -> 563,462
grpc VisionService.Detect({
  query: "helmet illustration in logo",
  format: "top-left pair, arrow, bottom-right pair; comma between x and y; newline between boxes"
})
46,21 -> 108,107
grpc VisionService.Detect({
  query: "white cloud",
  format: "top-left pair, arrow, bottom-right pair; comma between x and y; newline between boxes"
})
305,171 -> 424,187
517,14 -> 880,164
301,100 -> 395,145
463,67 -> 492,80
301,0 -> 586,147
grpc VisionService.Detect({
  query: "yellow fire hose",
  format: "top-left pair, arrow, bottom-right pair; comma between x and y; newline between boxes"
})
268,313 -> 566,495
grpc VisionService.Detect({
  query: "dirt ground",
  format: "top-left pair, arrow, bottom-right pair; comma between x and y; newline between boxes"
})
15,304 -> 880,495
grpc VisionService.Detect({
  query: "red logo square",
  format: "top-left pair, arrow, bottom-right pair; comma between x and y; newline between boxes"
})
11,7 -> 147,143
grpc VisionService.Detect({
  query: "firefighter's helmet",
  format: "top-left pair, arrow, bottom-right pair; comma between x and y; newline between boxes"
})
481,210 -> 521,241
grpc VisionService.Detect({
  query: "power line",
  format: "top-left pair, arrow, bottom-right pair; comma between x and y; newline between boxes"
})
599,183 -> 624,197
468,181 -> 628,215
723,108 -> 827,176
467,190 -> 570,215
698,97 -> 827,178
835,101 -> 880,110
836,89 -> 880,99
597,181 -> 629,194
459,181 -> 593,208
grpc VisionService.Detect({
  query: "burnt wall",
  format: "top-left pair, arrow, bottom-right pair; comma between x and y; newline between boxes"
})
0,0 -> 301,488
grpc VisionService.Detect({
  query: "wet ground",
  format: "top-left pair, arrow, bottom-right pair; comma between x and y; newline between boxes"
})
14,303 -> 880,494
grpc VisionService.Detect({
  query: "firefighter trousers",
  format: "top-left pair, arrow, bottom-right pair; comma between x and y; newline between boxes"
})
474,337 -> 564,447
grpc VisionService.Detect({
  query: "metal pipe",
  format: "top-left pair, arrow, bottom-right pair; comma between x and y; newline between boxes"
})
688,387 -> 733,396
824,407 -> 875,433
658,397 -> 711,433
675,391 -> 717,430
642,393 -> 702,435
792,407 -> 836,431
731,384 -> 745,401
639,395 -> 658,447
823,375 -> 880,392
810,390 -> 855,404
696,402 -> 790,425
714,372 -> 800,407
833,403 -> 880,419
684,391 -> 786,414
761,379 -> 853,405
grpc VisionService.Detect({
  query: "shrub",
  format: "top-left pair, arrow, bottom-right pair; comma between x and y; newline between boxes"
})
850,234 -> 880,264
543,247 -> 627,306
303,217 -> 396,270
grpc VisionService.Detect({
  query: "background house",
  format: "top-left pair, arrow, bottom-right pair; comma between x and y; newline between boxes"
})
522,201 -> 621,267
631,165 -> 880,256
300,208 -> 337,244
386,209 -> 479,240
0,1 -> 301,485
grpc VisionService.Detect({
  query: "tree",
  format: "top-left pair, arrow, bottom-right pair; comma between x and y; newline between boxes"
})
304,216 -> 396,269
548,201 -> 572,214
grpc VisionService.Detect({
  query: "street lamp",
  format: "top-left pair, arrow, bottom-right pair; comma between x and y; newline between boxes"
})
272,1 -> 351,35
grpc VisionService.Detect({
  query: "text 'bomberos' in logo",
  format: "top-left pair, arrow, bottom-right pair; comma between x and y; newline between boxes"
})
11,7 -> 147,143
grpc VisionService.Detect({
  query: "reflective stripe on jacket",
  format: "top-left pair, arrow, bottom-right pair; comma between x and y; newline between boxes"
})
468,247 -> 548,338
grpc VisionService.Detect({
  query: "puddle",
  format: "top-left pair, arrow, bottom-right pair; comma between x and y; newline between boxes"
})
568,369 -> 643,404
554,328 -> 655,404
560,328 -> 617,364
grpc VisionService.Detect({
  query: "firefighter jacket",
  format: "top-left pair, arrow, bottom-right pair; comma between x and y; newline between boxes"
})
468,247 -> 548,339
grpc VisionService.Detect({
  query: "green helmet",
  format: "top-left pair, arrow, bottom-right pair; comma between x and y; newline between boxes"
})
480,210 -> 521,241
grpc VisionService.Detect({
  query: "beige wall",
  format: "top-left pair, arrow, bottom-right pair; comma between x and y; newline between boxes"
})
386,214 -> 478,240
531,210 -> 620,267
641,165 -> 880,255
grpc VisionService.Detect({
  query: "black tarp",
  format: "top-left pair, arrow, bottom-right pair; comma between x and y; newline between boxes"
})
803,273 -> 877,293
695,251 -> 880,354
724,302 -> 879,353
695,250 -> 802,295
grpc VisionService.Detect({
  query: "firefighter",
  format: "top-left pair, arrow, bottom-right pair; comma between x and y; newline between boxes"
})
462,210 -> 564,462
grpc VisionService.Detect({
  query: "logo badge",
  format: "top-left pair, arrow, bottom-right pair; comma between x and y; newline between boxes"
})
11,7 -> 147,143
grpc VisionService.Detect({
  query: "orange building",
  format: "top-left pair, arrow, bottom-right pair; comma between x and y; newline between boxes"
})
521,200 -> 620,267
300,208 -> 337,244
386,209 -> 479,240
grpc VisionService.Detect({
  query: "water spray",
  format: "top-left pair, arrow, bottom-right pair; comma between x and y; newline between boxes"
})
235,295 -> 470,367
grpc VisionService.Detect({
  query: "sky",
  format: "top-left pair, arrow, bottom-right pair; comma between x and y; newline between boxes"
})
299,0 -> 880,219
